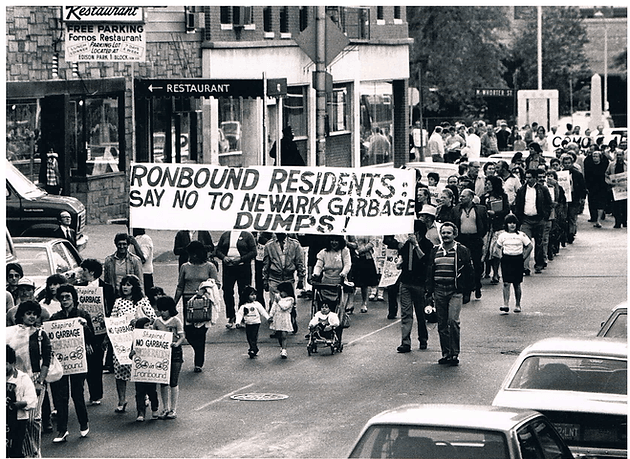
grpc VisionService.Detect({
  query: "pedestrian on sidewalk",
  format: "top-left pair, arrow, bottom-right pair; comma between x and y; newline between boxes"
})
496,214 -> 532,314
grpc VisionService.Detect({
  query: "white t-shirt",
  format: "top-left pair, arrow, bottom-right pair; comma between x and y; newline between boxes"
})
496,231 -> 531,256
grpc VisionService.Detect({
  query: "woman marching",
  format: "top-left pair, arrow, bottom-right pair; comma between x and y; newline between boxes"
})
496,214 -> 533,314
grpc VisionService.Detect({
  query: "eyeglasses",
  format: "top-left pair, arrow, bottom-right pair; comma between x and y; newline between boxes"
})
8,274 -> 21,279
59,294 -> 73,300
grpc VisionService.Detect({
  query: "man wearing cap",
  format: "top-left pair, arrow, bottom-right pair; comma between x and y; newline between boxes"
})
417,205 -> 441,246
6,278 -> 51,325
453,189 -> 488,298
396,219 -> 434,353
53,211 -> 77,248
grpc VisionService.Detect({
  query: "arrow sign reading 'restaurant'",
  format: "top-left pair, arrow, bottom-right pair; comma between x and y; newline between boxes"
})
294,15 -> 350,67
134,79 -> 265,99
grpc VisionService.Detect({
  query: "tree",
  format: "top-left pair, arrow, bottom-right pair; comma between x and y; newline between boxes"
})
506,6 -> 591,116
407,6 -> 510,120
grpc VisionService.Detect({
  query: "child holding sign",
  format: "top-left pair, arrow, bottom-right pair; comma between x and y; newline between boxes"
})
152,297 -> 185,420
129,318 -> 159,422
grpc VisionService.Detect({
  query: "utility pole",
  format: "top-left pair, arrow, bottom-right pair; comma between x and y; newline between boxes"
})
315,6 -> 327,166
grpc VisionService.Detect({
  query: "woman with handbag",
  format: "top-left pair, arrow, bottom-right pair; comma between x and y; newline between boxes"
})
6,300 -> 58,457
173,240 -> 220,373
110,275 -> 156,414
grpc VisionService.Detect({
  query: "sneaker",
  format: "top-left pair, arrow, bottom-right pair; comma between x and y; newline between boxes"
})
499,306 -> 509,313
514,305 -> 522,313
166,410 -> 177,419
151,411 -> 160,420
360,305 -> 368,313
280,349 -> 287,359
368,293 -> 376,301
136,415 -> 145,422
53,431 -> 69,443
377,295 -> 385,301
397,344 -> 411,353
87,399 -> 101,406
158,409 -> 170,420
80,424 -> 89,437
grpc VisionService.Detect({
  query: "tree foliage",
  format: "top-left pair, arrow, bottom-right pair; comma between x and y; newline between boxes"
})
506,6 -> 591,116
407,6 -> 510,119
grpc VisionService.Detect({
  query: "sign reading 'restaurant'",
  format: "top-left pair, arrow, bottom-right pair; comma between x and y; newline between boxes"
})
63,6 -> 143,22
129,163 -> 416,236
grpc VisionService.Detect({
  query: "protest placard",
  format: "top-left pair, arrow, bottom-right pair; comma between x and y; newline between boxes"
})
549,135 -> 593,150
130,329 -> 172,385
556,170 -> 572,202
105,314 -> 135,365
129,163 -> 416,235
42,318 -> 88,375
76,286 -> 106,335
609,172 -> 627,201
378,248 -> 402,288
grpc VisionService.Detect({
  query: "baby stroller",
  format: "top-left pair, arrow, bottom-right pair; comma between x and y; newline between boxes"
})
307,283 -> 344,356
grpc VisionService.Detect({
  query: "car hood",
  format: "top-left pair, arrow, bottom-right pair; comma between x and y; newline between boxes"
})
493,389 -> 627,415
23,192 -> 85,211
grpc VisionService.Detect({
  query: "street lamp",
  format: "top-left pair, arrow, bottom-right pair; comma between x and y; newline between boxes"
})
594,10 -> 609,112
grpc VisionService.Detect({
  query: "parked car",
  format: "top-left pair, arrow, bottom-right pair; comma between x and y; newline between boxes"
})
6,228 -> 17,264
348,404 -> 574,459
12,237 -> 83,299
597,303 -> 627,339
492,337 -> 627,458
6,161 -> 88,251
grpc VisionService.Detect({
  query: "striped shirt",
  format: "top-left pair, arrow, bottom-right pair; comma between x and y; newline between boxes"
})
434,246 -> 456,288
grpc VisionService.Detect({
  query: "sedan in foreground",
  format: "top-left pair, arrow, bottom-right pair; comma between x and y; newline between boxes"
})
492,337 -> 627,458
348,404 -> 574,459
13,237 -> 83,297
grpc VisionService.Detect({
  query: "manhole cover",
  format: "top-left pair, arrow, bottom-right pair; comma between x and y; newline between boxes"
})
230,393 -> 289,401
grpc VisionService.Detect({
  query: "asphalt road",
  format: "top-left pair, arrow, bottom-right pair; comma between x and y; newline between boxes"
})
42,212 -> 626,458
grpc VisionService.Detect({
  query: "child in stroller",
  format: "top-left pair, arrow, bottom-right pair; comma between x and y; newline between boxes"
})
307,301 -> 342,355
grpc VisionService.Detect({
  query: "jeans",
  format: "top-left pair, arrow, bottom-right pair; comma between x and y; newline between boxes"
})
434,289 -> 462,359
50,374 -> 89,432
400,284 -> 427,347
135,382 -> 158,415
86,335 -> 105,402
245,323 -> 261,354
521,216 -> 546,270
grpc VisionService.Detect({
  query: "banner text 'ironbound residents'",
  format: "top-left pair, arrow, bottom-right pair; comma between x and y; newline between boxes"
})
129,163 -> 416,235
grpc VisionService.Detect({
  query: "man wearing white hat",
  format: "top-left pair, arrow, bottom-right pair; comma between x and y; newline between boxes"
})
417,205 -> 441,246
6,278 -> 51,325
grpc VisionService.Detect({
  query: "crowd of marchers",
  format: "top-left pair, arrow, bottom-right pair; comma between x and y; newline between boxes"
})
5,118 -> 627,456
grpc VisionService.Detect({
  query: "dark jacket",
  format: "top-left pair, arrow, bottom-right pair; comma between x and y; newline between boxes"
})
480,193 -> 510,231
215,231 -> 257,266
452,203 -> 489,238
514,183 -> 552,221
398,236 -> 434,286
426,242 -> 474,296
52,225 -> 77,248
565,167 -> 587,203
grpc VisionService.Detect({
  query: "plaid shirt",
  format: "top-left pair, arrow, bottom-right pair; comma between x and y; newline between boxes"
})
46,157 -> 59,186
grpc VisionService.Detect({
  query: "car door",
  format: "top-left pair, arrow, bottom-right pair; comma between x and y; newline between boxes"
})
517,418 -> 574,459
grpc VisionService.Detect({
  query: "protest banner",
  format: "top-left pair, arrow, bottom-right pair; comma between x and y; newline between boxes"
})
42,318 -> 88,375
609,172 -> 627,201
105,314 -> 134,365
130,329 -> 172,385
76,286 -> 106,335
557,170 -> 572,202
378,248 -> 402,288
129,163 -> 416,235
549,135 -> 593,150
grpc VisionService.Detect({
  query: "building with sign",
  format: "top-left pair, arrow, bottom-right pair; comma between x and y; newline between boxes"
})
6,6 -> 410,224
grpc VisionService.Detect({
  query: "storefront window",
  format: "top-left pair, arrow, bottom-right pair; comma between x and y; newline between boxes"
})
6,101 -> 40,182
284,86 -> 307,138
219,97 -> 243,154
84,97 -> 120,175
328,84 -> 350,133
360,81 -> 393,166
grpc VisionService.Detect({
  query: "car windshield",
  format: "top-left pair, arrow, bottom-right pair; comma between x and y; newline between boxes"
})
349,424 -> 508,459
6,162 -> 46,198
601,311 -> 627,339
508,356 -> 627,395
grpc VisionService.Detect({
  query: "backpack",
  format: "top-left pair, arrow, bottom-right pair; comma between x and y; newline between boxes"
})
186,294 -> 213,323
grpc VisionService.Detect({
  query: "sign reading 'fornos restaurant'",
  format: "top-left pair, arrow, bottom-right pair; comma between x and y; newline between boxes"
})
63,6 -> 146,63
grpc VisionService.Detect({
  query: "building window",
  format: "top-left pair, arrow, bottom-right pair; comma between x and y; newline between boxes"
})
84,97 -> 120,175
341,7 -> 370,39
220,6 -> 230,24
263,6 -> 272,32
219,97 -> 243,156
280,7 -> 289,33
299,6 -> 309,31
284,86 -> 307,138
6,101 -> 40,182
328,84 -> 350,134
394,6 -> 401,19
220,6 -> 253,26
360,81 -> 393,167
377,6 -> 384,21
